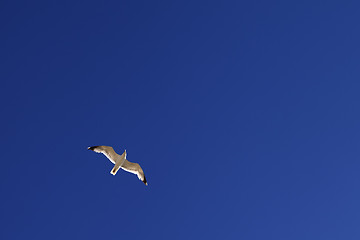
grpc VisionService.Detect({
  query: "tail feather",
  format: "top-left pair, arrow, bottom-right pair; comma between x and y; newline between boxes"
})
110,165 -> 121,175
110,150 -> 126,176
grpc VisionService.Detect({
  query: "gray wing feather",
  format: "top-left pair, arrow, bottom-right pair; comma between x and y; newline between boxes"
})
88,145 -> 120,164
121,159 -> 148,185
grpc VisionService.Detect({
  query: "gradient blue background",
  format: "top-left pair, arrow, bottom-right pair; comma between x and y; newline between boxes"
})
1,0 -> 360,239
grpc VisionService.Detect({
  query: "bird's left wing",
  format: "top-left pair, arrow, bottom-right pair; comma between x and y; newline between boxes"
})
88,145 -> 119,164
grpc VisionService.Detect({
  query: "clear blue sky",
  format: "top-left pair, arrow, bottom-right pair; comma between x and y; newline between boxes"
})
1,0 -> 360,239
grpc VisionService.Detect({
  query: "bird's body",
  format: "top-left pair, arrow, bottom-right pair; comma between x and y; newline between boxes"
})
88,146 -> 148,185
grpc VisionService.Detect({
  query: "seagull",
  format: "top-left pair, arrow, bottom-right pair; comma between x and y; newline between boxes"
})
88,146 -> 148,185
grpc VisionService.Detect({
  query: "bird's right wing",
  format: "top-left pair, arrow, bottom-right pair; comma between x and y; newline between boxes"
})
121,160 -> 148,185
88,145 -> 119,164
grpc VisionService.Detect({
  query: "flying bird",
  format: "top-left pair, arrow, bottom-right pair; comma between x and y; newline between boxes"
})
88,146 -> 148,185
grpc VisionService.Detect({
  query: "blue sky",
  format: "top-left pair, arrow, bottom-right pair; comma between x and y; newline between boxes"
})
1,0 -> 360,239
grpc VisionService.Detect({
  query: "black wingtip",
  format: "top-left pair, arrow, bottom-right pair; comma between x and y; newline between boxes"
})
88,146 -> 98,151
143,176 -> 148,186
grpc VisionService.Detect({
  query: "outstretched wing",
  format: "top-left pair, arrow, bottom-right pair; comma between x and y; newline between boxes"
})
121,159 -> 148,185
88,145 -> 120,164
